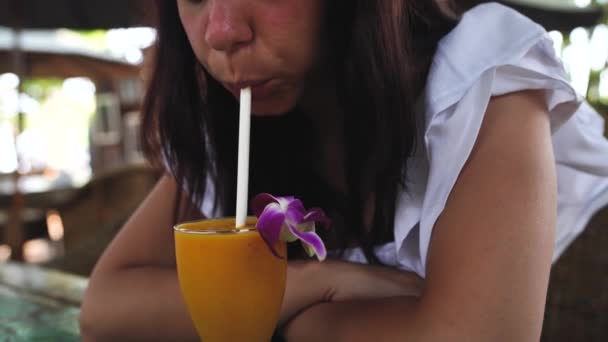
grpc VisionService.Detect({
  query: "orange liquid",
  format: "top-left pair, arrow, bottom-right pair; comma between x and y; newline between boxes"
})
174,217 -> 287,342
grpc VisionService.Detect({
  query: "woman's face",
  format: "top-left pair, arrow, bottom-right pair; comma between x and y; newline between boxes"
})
177,0 -> 325,116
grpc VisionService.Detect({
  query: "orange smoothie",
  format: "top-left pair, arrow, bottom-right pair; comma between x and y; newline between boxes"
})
174,217 -> 287,342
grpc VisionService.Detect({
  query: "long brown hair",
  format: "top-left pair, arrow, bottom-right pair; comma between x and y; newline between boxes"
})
142,0 -> 459,263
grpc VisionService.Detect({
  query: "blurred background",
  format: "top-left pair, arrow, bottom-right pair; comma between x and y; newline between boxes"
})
0,0 -> 159,273
0,0 -> 606,272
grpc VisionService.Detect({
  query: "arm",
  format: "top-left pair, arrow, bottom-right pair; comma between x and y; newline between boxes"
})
79,174 -> 422,341
80,175 -> 202,341
280,260 -> 422,327
284,90 -> 557,341
79,175 -> 326,341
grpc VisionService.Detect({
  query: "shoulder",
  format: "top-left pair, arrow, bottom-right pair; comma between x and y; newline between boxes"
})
425,2 -> 549,115
443,2 -> 545,51
439,2 -> 546,61
421,1 -> 579,138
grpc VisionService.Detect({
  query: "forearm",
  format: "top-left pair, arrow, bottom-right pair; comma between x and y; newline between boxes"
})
279,261 -> 335,325
80,267 -> 198,341
80,261 -> 329,341
284,296 -> 429,342
80,260 -> 330,341
279,260 -> 423,327
284,293 -> 543,342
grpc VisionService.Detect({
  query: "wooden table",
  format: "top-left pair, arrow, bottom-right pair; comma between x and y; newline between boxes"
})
0,262 -> 86,340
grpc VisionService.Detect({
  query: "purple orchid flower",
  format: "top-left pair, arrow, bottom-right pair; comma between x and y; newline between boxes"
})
252,193 -> 330,261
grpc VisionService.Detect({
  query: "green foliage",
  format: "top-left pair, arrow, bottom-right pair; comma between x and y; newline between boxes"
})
22,79 -> 62,101
66,30 -> 108,51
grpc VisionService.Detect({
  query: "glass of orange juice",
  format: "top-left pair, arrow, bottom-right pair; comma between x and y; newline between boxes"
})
174,217 -> 287,342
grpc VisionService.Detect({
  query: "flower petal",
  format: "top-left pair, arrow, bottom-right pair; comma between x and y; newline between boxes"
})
286,223 -> 327,261
303,207 -> 331,229
251,193 -> 279,217
256,203 -> 286,258
284,199 -> 307,224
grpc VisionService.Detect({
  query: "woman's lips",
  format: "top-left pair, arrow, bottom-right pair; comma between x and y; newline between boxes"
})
226,79 -> 276,99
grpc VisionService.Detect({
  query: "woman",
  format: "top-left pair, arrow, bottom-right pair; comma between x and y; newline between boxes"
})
80,0 -> 608,340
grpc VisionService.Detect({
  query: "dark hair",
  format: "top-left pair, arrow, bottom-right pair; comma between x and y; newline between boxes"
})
142,0 -> 459,262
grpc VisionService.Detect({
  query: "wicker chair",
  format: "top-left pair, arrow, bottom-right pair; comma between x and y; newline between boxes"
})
46,164 -> 160,276
542,206 -> 608,341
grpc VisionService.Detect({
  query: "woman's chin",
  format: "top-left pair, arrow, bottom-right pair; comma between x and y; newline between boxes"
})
251,99 -> 297,117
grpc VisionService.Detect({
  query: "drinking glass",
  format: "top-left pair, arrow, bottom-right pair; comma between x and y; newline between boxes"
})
174,217 -> 287,341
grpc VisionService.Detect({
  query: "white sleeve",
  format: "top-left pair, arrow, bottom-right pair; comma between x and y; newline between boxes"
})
395,32 -> 583,277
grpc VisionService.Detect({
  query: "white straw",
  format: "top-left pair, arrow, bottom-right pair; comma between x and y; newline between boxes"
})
236,87 -> 252,227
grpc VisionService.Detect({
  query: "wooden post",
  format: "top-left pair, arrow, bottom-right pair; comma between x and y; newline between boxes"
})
5,27 -> 26,261
5,171 -> 24,261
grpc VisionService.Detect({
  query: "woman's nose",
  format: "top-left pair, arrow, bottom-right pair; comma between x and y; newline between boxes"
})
205,2 -> 253,53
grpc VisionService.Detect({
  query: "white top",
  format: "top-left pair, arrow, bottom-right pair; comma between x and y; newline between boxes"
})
201,3 -> 608,278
